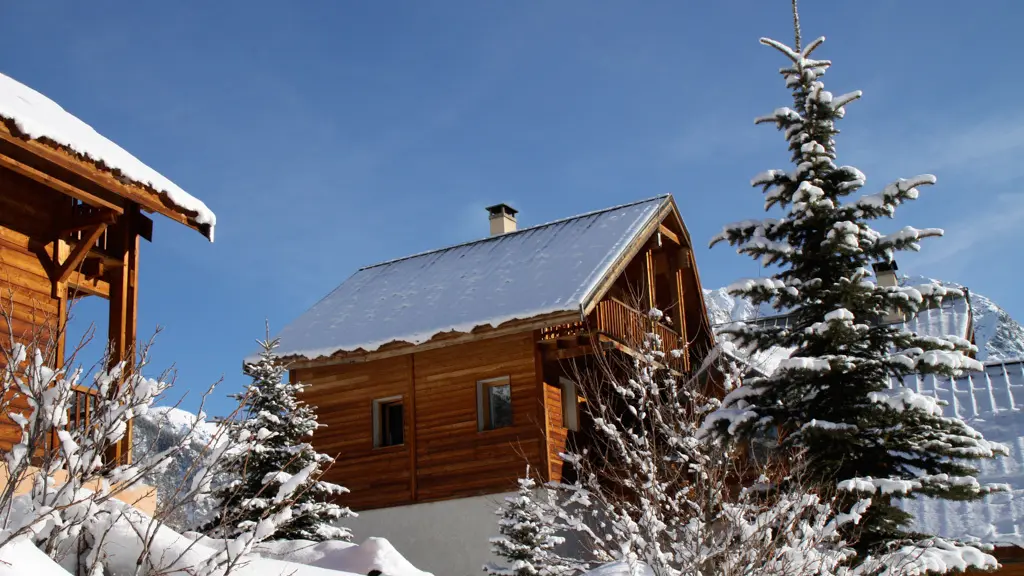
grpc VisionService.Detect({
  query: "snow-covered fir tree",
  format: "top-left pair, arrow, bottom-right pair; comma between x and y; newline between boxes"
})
204,333 -> 353,541
702,3 -> 1008,561
484,466 -> 583,576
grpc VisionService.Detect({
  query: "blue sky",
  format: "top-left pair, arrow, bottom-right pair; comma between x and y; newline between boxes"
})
2,2 -> 1021,415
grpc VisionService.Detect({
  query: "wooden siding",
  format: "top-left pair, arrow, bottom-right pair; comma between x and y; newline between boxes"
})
543,381 -> 567,483
296,332 -> 545,510
0,172 -> 63,452
296,355 -> 414,511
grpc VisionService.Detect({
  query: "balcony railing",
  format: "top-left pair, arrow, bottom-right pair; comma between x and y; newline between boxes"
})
68,385 -> 98,431
594,298 -> 686,370
65,385 -> 131,465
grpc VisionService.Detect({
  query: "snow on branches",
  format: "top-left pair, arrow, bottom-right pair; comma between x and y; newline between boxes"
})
200,331 -> 352,543
484,467 -> 583,576
702,17 -> 1006,568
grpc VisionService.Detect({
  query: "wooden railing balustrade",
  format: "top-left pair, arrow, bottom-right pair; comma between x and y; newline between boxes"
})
594,298 -> 686,370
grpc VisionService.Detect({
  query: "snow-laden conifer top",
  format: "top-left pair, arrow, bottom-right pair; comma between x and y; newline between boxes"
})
0,71 -> 216,238
271,196 -> 668,360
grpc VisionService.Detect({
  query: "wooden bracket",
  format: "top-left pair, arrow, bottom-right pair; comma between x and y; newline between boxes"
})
658,224 -> 681,246
56,223 -> 108,284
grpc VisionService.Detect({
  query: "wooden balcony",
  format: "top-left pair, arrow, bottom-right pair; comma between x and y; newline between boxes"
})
540,298 -> 689,372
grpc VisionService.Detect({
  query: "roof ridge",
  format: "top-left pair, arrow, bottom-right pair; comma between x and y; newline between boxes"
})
358,194 -> 670,271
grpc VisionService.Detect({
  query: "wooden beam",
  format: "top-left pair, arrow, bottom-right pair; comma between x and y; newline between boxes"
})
106,206 -> 140,465
0,152 -> 124,214
0,128 -> 208,237
673,267 -> 689,372
658,224 -> 681,246
67,270 -> 110,299
534,333 -> 551,482
644,249 -> 655,310
137,213 -> 154,243
542,344 -> 597,363
56,224 -> 108,283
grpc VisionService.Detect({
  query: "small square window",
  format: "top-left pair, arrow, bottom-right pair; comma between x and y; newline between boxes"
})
373,397 -> 404,448
478,377 -> 513,431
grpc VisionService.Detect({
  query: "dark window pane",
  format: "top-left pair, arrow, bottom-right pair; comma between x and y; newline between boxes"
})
488,384 -> 513,429
377,400 -> 404,447
385,403 -> 404,446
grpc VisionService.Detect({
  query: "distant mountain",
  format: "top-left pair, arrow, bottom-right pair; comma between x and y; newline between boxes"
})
968,289 -> 1024,362
703,276 -> 1024,365
133,407 -> 222,531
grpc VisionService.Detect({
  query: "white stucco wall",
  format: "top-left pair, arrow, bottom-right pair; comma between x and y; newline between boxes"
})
345,492 -> 514,576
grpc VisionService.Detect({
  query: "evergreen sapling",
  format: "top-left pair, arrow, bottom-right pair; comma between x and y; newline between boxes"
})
204,333 -> 353,541
485,466 -> 582,576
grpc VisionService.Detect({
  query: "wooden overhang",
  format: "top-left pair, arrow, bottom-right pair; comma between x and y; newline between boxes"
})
0,105 -> 212,464
0,118 -> 213,241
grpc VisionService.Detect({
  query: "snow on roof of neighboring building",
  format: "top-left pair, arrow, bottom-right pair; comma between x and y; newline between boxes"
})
0,71 -> 215,239
898,360 -> 1024,546
898,295 -> 972,342
272,195 -> 669,360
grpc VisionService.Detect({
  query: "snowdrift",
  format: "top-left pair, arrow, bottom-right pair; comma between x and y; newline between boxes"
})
0,501 -> 430,576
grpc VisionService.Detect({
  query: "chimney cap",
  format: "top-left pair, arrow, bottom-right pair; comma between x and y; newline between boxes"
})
486,203 -> 518,219
872,260 -> 899,273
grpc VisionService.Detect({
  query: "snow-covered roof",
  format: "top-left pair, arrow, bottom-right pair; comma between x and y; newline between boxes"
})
898,360 -> 1024,546
898,295 -> 972,342
0,71 -> 215,240
273,196 -> 670,360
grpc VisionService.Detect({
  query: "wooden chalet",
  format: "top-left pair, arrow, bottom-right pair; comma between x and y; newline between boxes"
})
0,70 -> 215,460
271,195 -> 715,510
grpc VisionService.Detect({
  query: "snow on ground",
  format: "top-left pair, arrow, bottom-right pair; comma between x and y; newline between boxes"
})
0,539 -> 71,576
251,536 -> 432,575
0,71 -> 216,236
0,498 -> 428,576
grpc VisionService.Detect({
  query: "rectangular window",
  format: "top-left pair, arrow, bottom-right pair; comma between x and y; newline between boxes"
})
559,378 -> 580,432
373,396 -> 404,448
478,377 -> 513,431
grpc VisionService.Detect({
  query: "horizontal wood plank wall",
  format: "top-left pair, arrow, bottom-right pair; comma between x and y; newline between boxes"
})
413,332 -> 543,501
543,381 -> 567,483
296,332 -> 545,510
0,172 -> 63,452
295,355 -> 414,511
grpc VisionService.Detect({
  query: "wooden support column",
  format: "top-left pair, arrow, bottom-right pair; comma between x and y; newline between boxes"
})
107,204 -> 140,464
534,334 -> 551,482
673,268 -> 689,372
643,249 -> 656,311
51,239 -> 70,368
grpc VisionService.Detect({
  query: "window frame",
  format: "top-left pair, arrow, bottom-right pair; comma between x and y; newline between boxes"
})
477,376 -> 513,431
372,395 -> 405,448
